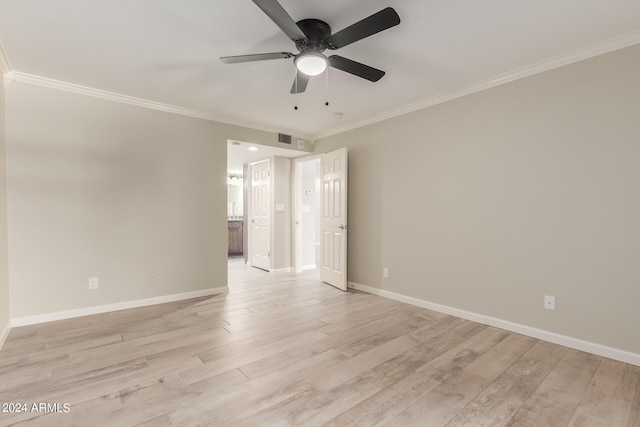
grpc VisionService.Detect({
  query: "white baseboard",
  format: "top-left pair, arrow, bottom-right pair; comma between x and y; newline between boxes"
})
270,267 -> 292,273
244,262 -> 292,273
11,287 -> 228,327
0,319 -> 11,350
349,281 -> 640,367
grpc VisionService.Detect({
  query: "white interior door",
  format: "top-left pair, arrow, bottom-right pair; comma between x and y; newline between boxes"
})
250,159 -> 270,271
320,147 -> 348,290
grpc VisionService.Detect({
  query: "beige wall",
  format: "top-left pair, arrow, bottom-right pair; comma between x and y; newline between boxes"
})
5,82 -> 281,319
314,44 -> 640,355
0,79 -> 10,340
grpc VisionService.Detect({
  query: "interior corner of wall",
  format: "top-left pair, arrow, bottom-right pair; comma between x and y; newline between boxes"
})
0,319 -> 11,350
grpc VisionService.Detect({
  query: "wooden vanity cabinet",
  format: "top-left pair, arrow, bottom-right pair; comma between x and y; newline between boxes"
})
228,220 -> 243,255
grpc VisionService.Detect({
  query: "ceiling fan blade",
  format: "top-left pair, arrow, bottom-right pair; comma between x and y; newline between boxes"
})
220,52 -> 293,64
290,71 -> 310,94
328,55 -> 385,82
252,0 -> 307,41
326,7 -> 400,49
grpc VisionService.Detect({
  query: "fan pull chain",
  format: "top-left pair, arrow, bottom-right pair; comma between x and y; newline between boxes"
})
294,70 -> 298,110
324,67 -> 330,107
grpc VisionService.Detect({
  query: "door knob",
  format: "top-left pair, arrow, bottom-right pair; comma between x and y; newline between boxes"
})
338,224 -> 347,230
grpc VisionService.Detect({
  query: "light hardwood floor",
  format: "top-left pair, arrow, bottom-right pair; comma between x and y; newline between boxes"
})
1,258 -> 639,426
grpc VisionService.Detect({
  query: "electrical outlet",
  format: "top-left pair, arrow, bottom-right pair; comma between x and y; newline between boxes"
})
150,273 -> 158,283
89,277 -> 99,290
544,295 -> 555,310
383,267 -> 390,279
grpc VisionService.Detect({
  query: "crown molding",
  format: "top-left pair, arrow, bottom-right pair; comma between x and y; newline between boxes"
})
312,30 -> 640,141
13,71 -> 214,118
10,71 -> 313,140
5,29 -> 639,143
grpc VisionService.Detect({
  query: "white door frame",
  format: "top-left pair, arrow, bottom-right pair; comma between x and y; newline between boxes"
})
292,154 -> 323,273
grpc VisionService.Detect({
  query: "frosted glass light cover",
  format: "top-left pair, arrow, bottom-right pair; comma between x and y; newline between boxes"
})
296,53 -> 327,76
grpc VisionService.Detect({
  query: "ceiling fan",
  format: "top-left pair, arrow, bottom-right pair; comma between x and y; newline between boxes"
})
220,0 -> 401,94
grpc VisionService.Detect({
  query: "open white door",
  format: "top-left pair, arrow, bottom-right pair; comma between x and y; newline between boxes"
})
320,147 -> 348,290
250,159 -> 271,271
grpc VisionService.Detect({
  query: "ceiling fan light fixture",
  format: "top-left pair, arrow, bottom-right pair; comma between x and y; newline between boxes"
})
220,3 -> 400,93
295,52 -> 327,76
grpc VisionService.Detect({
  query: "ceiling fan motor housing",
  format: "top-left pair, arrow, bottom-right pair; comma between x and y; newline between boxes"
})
295,19 -> 332,53
219,2 -> 401,92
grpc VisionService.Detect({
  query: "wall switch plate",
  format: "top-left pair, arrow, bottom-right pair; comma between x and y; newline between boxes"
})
383,267 -> 390,279
150,273 -> 158,283
544,295 -> 555,310
89,277 -> 99,290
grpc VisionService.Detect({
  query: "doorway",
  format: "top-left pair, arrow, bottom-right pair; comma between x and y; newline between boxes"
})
227,141 -> 348,291
227,140 -> 304,283
293,156 -> 321,273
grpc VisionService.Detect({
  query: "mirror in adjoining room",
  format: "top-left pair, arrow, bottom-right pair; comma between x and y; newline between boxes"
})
227,171 -> 244,257
227,171 -> 243,219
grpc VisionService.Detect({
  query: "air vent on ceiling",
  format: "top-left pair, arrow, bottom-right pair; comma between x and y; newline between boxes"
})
278,133 -> 292,144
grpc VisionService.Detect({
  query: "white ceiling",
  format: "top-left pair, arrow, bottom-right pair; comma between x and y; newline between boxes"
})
1,1 -> 639,140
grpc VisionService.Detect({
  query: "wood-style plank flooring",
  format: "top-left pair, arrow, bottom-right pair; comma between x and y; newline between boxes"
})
1,258 -> 639,426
